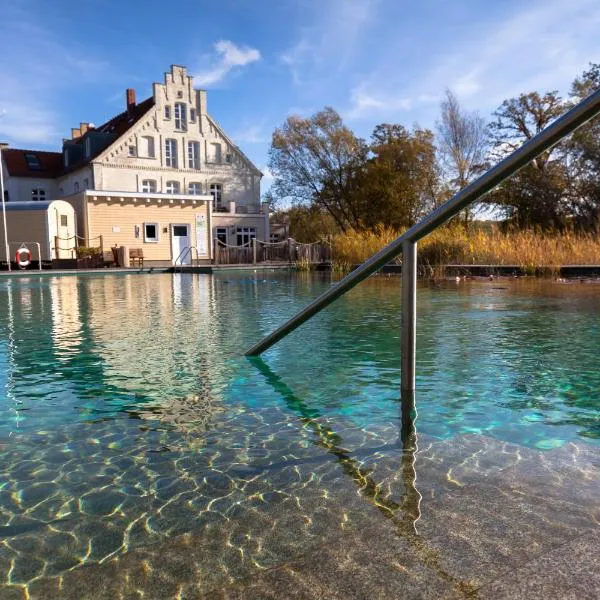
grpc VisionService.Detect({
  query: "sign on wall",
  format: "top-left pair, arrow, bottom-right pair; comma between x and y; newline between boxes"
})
195,213 -> 207,255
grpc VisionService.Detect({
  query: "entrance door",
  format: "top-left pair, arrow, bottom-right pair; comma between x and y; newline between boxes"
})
171,224 -> 191,265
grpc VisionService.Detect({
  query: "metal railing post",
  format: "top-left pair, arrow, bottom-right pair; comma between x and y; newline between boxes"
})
401,240 -> 417,393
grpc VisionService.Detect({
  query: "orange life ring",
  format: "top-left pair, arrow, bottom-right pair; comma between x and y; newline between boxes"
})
16,247 -> 32,269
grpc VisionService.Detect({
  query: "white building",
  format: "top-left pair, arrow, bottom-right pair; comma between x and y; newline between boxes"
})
1,65 -> 268,265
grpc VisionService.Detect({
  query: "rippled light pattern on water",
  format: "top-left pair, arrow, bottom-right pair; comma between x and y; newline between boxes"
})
0,273 -> 598,594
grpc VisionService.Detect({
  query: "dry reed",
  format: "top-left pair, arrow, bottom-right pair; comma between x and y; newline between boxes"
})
331,226 -> 600,273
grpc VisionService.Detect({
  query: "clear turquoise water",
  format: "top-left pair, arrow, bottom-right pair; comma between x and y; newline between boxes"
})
0,272 -> 598,589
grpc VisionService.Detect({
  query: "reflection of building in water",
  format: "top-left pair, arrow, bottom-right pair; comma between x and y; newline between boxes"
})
50,277 -> 83,353
81,274 -> 224,407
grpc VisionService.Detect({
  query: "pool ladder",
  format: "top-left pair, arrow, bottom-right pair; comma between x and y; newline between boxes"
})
245,87 -> 600,396
173,246 -> 200,272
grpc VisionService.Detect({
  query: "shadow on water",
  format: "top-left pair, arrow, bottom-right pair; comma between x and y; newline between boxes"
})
248,357 -> 479,597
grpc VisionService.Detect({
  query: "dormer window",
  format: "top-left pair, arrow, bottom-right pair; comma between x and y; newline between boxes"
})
174,102 -> 187,131
25,153 -> 41,170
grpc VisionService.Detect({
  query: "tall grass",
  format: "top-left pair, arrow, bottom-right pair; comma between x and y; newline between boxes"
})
331,225 -> 600,274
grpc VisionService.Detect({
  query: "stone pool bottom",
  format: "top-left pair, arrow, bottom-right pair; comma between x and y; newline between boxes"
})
1,419 -> 598,599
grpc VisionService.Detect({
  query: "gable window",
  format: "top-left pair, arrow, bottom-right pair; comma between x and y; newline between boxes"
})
24,153 -> 41,170
128,145 -> 137,157
140,136 -> 155,158
190,108 -> 196,122
236,227 -> 256,246
188,141 -> 200,169
31,188 -> 46,202
164,105 -> 171,119
144,222 -> 159,243
165,138 -> 178,168
141,179 -> 157,193
210,142 -> 222,163
174,103 -> 187,131
210,183 -> 223,210
188,182 -> 202,195
225,152 -> 232,164
166,181 -> 180,194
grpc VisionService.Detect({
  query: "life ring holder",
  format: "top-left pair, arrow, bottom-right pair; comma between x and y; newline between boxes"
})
15,246 -> 32,269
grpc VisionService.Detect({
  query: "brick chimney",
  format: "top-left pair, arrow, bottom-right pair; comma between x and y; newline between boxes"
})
126,88 -> 136,115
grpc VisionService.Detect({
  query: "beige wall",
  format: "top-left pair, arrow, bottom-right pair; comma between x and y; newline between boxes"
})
85,197 -> 211,261
212,213 -> 269,245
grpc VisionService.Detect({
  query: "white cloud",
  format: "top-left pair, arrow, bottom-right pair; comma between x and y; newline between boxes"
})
231,123 -> 270,144
279,0 -> 379,86
346,86 -> 412,120
0,4 -> 109,148
194,40 -> 261,87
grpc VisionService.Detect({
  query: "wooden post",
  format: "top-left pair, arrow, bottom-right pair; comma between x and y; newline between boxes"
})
213,238 -> 219,265
54,236 -> 59,260
252,238 -> 257,264
287,238 -> 294,263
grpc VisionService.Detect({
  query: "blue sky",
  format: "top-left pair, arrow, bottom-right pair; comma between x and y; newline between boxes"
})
1,0 -> 599,192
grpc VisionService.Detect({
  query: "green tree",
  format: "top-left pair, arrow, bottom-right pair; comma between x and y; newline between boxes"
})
567,63 -> 600,230
349,124 -> 442,231
487,91 -> 570,229
268,108 -> 368,232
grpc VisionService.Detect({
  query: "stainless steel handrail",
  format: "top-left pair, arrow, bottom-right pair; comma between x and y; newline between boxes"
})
174,246 -> 200,271
245,87 -> 600,369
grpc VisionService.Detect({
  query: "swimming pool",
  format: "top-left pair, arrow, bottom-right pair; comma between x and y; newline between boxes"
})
0,273 -> 598,598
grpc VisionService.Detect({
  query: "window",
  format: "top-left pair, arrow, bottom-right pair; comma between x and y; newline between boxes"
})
3,190 -> 8,203
190,108 -> 196,122
236,227 -> 256,246
31,188 -> 46,201
84,138 -> 91,159
144,222 -> 159,243
177,91 -> 183,98
128,145 -> 137,157
225,152 -> 232,164
209,183 -> 223,210
165,138 -> 178,168
188,182 -> 202,195
59,187 -> 64,195
210,142 -> 222,163
140,136 -> 155,158
164,105 -> 171,119
188,141 -> 200,169
24,153 -> 41,170
83,178 -> 89,189
174,102 -> 187,131
141,179 -> 157,193
215,227 -> 227,245
74,182 -> 79,192
60,215 -> 68,227
166,181 -> 180,194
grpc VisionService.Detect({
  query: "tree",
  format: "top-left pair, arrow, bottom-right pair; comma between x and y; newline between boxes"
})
268,108 -> 368,232
487,91 -> 570,229
566,64 -> 600,230
436,89 -> 488,223
350,124 -> 442,231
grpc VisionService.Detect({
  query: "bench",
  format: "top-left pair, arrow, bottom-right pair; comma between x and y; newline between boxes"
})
129,248 -> 144,268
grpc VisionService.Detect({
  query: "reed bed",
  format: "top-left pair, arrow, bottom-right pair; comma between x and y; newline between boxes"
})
331,226 -> 600,274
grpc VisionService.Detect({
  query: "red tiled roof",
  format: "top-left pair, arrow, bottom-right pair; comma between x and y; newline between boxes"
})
3,149 -> 63,178
3,95 -> 155,178
94,96 -> 154,138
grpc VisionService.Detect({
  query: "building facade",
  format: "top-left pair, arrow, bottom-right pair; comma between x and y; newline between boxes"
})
0,65 -> 268,265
